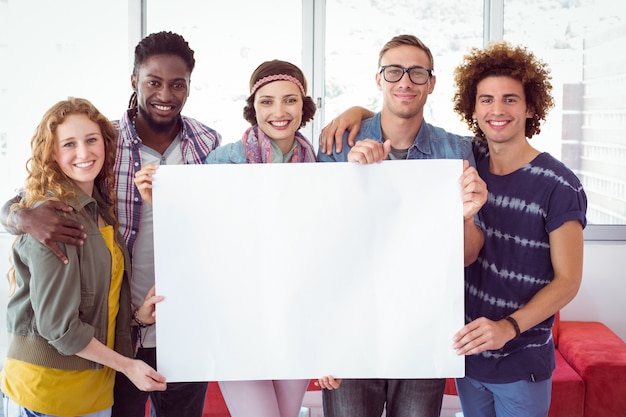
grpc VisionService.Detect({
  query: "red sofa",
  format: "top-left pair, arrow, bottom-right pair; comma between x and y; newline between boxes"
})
147,320 -> 626,417
549,320 -> 626,417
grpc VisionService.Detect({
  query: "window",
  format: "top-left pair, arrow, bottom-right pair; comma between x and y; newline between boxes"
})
502,0 -> 626,226
323,0 -> 484,137
1,0 -> 624,235
0,0 -> 131,203
146,0 -> 302,145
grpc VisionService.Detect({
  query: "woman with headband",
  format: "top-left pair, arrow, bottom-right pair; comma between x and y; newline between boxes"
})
207,60 -> 316,417
205,59 -> 317,164
134,60 -> 317,417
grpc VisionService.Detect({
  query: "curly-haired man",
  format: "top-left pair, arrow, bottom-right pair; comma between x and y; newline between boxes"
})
451,41 -> 587,417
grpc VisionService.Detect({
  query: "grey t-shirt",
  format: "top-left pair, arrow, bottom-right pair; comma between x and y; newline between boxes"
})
132,133 -> 182,347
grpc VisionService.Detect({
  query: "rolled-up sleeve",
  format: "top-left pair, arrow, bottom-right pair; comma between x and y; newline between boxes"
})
22,237 -> 95,356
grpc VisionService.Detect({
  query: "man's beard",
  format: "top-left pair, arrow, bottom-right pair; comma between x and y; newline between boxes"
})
138,105 -> 179,133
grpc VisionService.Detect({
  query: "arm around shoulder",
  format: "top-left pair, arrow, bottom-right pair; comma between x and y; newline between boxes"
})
319,106 -> 375,155
3,199 -> 85,264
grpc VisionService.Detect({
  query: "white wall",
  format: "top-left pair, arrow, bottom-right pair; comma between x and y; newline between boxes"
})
561,241 -> 626,341
1,233 -> 13,367
1,235 -> 625,369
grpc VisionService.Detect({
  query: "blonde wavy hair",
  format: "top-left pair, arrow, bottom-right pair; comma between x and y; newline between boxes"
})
7,97 -> 118,294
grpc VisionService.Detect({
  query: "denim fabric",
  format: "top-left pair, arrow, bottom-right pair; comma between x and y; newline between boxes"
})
455,376 -> 551,417
205,141 -> 247,164
2,393 -> 110,417
322,378 -> 445,417
317,113 -> 475,166
111,347 -> 208,417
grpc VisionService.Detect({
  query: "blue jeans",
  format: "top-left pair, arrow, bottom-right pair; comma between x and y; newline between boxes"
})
322,378 -> 445,417
111,347 -> 208,417
455,376 -> 552,417
2,392 -> 111,417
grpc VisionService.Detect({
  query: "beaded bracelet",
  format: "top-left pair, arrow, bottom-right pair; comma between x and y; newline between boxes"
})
133,309 -> 154,328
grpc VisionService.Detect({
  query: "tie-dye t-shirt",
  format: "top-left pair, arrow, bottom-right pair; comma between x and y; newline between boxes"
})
464,139 -> 587,384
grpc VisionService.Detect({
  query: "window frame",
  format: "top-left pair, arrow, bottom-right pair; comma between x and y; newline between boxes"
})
309,0 -> 625,240
482,0 -> 626,241
66,0 -> 626,242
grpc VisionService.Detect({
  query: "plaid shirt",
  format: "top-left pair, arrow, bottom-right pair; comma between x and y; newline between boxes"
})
111,109 -> 221,258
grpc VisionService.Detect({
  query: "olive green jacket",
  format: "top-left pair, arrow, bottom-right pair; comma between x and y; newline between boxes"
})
6,188 -> 133,370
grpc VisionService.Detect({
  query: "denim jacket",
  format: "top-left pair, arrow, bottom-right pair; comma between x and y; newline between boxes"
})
7,188 -> 133,370
205,137 -> 301,164
317,112 -> 475,165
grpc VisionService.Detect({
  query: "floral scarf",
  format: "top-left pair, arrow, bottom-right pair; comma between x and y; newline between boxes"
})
242,125 -> 316,164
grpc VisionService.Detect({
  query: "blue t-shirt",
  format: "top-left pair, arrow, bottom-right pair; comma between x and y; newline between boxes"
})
465,139 -> 587,383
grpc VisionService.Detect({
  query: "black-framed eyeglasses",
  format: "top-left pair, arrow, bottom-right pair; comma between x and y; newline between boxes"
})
379,65 -> 433,85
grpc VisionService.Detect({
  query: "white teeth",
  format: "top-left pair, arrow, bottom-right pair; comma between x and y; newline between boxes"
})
490,120 -> 507,126
155,105 -> 172,111
272,121 -> 289,127
75,161 -> 94,168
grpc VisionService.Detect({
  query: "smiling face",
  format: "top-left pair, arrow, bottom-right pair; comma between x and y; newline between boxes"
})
54,113 -> 105,196
473,75 -> 534,146
132,54 -> 191,133
253,80 -> 304,154
377,44 -> 435,120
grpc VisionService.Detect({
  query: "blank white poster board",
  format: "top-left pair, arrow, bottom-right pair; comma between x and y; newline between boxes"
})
152,160 -> 465,381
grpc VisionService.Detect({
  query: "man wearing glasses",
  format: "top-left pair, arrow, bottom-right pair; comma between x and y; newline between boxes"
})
316,34 -> 486,417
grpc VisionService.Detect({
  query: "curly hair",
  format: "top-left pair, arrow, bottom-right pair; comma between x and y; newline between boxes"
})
128,31 -> 195,108
16,97 -> 118,226
243,60 -> 316,128
452,41 -> 554,140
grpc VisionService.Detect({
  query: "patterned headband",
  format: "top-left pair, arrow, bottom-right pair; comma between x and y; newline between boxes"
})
250,74 -> 306,96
